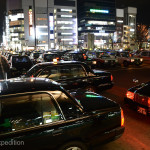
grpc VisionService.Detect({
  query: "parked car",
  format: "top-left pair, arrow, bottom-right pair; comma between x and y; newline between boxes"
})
27,61 -> 113,90
0,78 -> 125,150
87,51 -> 118,68
37,53 -> 60,63
0,55 -> 11,80
115,51 -> 143,67
61,51 -> 93,67
24,61 -> 114,91
135,50 -> 150,62
10,55 -> 33,77
124,81 -> 150,115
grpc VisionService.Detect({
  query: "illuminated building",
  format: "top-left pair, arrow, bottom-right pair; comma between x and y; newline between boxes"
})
4,0 -> 78,51
115,7 -> 137,50
77,0 -> 116,50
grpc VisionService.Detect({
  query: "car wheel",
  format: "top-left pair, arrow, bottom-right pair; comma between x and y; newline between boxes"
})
123,61 -> 129,67
58,141 -> 87,150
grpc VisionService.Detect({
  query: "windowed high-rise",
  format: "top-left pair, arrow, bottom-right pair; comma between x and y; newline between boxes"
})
77,0 -> 116,49
4,0 -> 78,51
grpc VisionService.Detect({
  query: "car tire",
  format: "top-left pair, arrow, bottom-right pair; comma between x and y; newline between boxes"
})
58,141 -> 88,150
123,61 -> 129,67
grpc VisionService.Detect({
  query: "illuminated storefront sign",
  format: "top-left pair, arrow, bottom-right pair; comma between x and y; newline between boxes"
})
90,9 -> 109,14
29,7 -> 33,36
49,13 -> 54,40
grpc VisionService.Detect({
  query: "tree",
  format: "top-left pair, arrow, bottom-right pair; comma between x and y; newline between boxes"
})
131,24 -> 148,49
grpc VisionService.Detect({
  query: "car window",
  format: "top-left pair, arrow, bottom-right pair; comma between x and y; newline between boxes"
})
141,51 -> 148,56
0,93 -> 63,134
26,65 -> 43,77
38,65 -> 86,80
121,52 -> 129,57
51,91 -> 82,120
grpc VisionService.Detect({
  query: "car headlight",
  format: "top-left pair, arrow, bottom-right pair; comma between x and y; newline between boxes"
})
92,61 -> 97,64
131,59 -> 134,62
140,58 -> 143,62
105,60 -> 108,63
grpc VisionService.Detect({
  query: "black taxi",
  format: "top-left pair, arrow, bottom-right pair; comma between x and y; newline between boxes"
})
0,78 -> 124,150
24,61 -> 114,91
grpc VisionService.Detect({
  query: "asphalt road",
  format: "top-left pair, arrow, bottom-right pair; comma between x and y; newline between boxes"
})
93,62 -> 150,150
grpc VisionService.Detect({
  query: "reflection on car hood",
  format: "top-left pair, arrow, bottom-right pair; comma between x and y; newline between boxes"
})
70,89 -> 119,112
92,69 -> 110,75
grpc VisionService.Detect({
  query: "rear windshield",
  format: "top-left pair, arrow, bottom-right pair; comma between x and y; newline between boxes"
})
12,56 -> 30,63
33,53 -> 42,59
44,54 -> 59,62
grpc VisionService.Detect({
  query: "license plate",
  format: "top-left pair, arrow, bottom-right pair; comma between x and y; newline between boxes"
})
137,107 -> 147,115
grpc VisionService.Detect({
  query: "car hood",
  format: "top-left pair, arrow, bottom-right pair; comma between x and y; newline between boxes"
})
70,89 -> 119,112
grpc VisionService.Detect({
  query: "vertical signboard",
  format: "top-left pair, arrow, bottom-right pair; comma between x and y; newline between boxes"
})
29,6 -> 33,36
49,13 -> 54,40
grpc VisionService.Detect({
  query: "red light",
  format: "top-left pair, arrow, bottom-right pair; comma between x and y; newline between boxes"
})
121,108 -> 125,127
126,91 -> 134,100
148,97 -> 150,107
111,75 -> 113,81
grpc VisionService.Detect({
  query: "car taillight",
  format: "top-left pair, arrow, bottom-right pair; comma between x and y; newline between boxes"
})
83,54 -> 87,60
148,97 -> 150,107
121,108 -> 125,127
111,75 -> 113,81
126,91 -> 134,100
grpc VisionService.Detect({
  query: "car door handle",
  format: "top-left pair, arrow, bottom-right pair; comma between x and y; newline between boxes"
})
52,129 -> 63,136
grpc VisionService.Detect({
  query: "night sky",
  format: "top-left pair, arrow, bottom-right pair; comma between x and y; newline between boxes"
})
0,0 -> 150,43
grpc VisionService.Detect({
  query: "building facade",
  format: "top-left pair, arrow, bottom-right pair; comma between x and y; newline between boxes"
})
4,0 -> 78,51
115,7 -> 137,50
77,0 -> 116,50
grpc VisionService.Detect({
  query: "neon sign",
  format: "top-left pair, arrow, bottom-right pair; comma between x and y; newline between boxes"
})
90,9 -> 109,14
